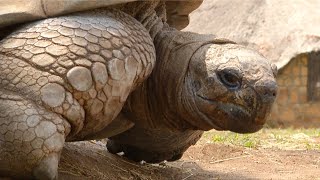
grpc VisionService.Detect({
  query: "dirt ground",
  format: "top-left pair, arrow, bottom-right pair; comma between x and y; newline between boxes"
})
57,139 -> 320,180
181,144 -> 320,180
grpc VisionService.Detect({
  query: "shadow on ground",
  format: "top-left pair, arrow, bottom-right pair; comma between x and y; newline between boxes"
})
59,142 -> 254,180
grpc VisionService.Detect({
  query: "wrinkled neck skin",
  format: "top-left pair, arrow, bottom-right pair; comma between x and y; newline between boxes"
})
124,28 -> 222,131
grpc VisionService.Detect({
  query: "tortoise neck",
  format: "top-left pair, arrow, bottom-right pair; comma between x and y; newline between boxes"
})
117,0 -> 166,40
138,5 -> 167,40
122,2 -> 219,131
123,29 -> 193,131
124,29 -> 207,131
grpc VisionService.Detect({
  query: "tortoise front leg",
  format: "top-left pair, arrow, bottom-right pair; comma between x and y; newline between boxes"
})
82,113 -> 134,140
107,124 -> 203,163
0,92 -> 70,179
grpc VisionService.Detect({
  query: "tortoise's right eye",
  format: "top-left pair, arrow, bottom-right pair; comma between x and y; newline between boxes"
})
217,69 -> 241,90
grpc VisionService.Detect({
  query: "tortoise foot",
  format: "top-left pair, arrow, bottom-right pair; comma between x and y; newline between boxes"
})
107,140 -> 183,163
33,154 -> 59,180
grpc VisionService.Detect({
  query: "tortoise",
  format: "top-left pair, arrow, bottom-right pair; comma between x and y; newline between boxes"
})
0,0 -> 278,179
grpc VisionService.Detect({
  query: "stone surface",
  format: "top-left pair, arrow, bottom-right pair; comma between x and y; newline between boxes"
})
184,0 -> 320,69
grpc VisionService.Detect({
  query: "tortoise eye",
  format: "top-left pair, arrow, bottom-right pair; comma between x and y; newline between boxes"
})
217,69 -> 241,90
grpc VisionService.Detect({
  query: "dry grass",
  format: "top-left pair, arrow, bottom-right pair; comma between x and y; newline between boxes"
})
200,128 -> 320,150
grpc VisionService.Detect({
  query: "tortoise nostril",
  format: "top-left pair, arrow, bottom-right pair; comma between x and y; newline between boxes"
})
267,87 -> 277,97
256,80 -> 278,102
269,90 -> 277,99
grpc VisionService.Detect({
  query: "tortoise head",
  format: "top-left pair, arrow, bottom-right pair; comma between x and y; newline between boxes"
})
124,32 -> 277,134
182,43 -> 277,133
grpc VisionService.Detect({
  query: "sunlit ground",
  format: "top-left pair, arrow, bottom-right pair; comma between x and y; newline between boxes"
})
200,128 -> 320,150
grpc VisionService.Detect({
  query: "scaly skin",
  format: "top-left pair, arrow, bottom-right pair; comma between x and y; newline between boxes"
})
0,90 -> 68,179
0,9 -> 155,179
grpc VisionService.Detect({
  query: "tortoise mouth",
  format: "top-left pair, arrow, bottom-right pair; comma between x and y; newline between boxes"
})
196,94 -> 255,132
197,95 -> 252,118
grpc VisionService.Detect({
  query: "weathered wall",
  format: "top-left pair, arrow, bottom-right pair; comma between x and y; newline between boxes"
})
268,54 -> 320,128
184,0 -> 320,70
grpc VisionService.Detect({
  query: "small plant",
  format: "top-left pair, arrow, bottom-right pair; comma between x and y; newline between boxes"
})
201,128 -> 320,150
212,135 -> 225,142
243,141 -> 255,148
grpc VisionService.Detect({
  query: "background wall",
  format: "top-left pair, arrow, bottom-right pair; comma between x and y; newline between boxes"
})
268,54 -> 320,128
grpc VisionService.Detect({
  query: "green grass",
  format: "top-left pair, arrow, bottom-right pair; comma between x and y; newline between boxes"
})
200,128 -> 320,150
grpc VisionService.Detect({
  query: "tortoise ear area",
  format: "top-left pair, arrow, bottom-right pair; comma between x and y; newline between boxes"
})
191,80 -> 201,91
